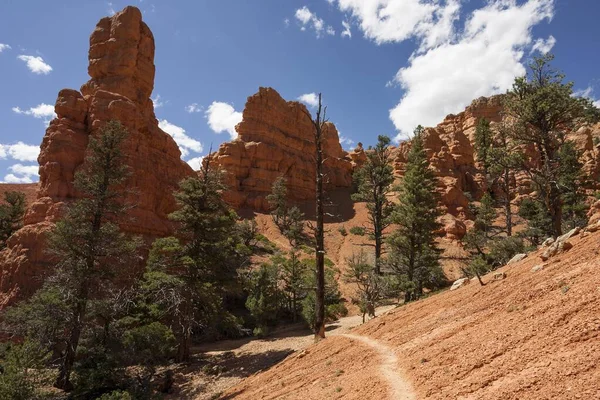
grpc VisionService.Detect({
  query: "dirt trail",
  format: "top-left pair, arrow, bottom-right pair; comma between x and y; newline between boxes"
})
341,333 -> 416,400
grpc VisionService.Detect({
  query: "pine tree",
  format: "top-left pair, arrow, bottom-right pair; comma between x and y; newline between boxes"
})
344,251 -> 387,322
266,176 -> 305,246
386,127 -> 444,303
35,120 -> 139,390
277,249 -> 308,322
245,263 -> 280,336
0,191 -> 26,249
351,135 -> 394,274
142,158 -> 243,362
504,54 -> 600,237
474,118 -> 493,178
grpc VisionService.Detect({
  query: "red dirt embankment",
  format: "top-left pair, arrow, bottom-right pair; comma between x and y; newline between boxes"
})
223,228 -> 600,399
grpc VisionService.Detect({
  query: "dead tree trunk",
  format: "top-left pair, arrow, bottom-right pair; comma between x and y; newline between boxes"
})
304,93 -> 327,340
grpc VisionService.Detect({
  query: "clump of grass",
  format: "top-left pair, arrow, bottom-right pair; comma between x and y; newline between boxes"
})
338,226 -> 348,236
335,387 -> 342,393
349,226 -> 366,236
335,369 -> 344,377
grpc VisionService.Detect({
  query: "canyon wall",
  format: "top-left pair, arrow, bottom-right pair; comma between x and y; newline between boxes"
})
207,87 -> 353,210
0,6 -> 194,307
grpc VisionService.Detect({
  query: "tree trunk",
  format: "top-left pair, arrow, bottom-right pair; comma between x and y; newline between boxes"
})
504,169 -> 512,236
55,292 -> 88,390
313,94 -> 326,341
176,326 -> 191,362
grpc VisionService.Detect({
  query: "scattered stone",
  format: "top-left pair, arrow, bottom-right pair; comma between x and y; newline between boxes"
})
507,253 -> 528,265
450,277 -> 471,291
585,221 -> 600,233
542,237 -> 555,247
531,264 -> 545,272
541,235 -> 575,262
493,272 -> 507,281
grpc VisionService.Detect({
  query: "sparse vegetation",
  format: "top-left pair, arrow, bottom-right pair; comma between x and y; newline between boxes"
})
349,226 -> 366,236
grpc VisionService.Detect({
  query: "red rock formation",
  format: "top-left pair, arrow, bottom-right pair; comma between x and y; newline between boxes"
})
0,6 -> 193,307
208,87 -> 353,210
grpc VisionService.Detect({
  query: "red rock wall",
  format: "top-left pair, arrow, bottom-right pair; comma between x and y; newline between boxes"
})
208,87 -> 353,210
0,6 -> 194,307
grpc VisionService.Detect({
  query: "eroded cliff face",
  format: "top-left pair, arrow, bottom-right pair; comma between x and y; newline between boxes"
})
207,87 -> 353,210
0,6 -> 194,307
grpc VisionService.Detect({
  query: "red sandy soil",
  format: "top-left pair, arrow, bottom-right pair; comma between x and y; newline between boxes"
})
222,228 -> 600,399
0,183 -> 38,205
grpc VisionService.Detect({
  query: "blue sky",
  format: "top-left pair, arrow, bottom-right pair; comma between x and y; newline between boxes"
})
1,0 -> 599,183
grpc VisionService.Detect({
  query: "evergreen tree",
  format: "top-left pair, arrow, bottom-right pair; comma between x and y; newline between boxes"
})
557,141 -> 588,230
474,118 -> 493,178
245,263 -> 280,336
386,127 -> 445,302
344,251 -> 387,322
504,54 -> 599,237
266,176 -> 305,245
141,158 -> 244,362
41,120 -> 139,390
0,191 -> 26,249
276,249 -> 308,322
487,121 -> 523,236
351,135 -> 394,274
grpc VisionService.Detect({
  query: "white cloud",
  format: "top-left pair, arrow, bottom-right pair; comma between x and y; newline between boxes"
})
0,44 -> 11,53
151,94 -> 163,109
17,55 -> 53,74
326,0 -> 335,4
574,86 -> 600,108
185,103 -> 203,113
12,103 -> 56,119
205,101 -> 242,140
12,103 -> 56,127
108,2 -> 116,16
337,0 -> 460,50
382,0 -> 555,140
531,35 -> 556,54
9,164 -> 39,177
4,163 -> 39,183
341,21 -> 352,38
158,119 -> 203,157
0,142 -> 40,162
3,174 -> 33,184
284,18 -> 290,27
297,93 -> 319,108
294,6 -> 331,38
187,156 -> 204,170
339,135 -> 355,150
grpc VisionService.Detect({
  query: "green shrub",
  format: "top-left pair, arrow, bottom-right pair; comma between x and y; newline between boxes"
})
98,390 -> 133,400
0,340 -> 49,400
338,226 -> 348,236
349,226 -> 366,236
489,236 -> 525,267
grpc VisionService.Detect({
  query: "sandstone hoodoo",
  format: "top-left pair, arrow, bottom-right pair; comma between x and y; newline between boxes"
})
0,6 -> 193,307
207,87 -> 353,211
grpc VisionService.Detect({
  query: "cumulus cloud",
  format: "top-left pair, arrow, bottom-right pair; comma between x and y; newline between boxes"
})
0,142 -> 40,162
186,156 -> 204,171
356,0 -> 555,140
339,134 -> 355,150
12,103 -> 56,126
294,6 -> 334,38
3,163 -> 39,183
531,35 -> 556,54
0,44 -> 11,53
158,119 -> 203,158
108,2 -> 116,16
297,93 -> 319,108
17,55 -> 53,74
185,103 -> 203,113
338,0 -> 460,50
205,101 -> 242,140
341,21 -> 352,38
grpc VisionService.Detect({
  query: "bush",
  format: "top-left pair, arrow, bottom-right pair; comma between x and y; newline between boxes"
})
489,236 -> 525,267
349,226 -> 366,236
0,340 -> 49,400
98,390 -> 133,400
338,226 -> 348,236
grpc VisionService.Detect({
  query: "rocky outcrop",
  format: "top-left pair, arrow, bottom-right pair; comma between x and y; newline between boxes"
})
0,6 -> 193,307
208,87 -> 353,210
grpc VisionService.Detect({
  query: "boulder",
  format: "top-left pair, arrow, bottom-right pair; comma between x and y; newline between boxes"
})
507,253 -> 528,265
450,277 -> 471,291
